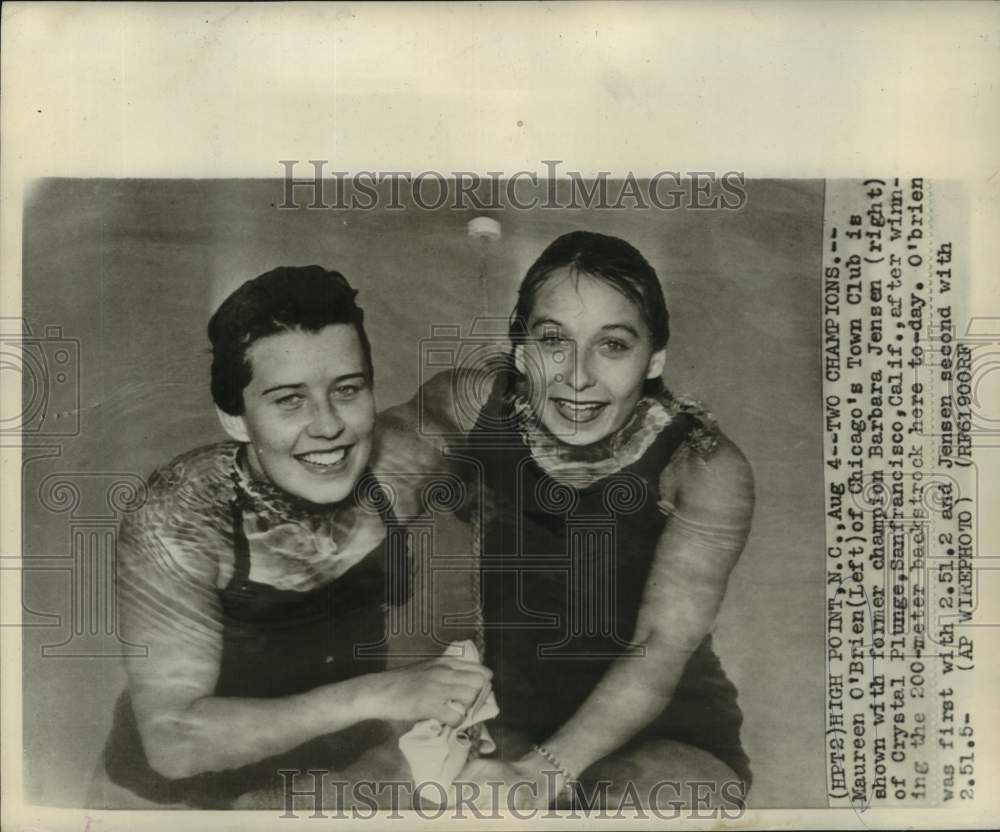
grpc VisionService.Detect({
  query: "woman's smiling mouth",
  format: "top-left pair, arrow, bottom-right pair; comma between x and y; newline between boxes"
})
550,398 -> 609,424
295,446 -> 351,472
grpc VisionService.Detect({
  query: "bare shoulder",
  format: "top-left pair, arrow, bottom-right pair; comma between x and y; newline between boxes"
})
123,443 -> 231,531
697,431 -> 753,485
660,428 -> 755,521
117,444 -> 233,585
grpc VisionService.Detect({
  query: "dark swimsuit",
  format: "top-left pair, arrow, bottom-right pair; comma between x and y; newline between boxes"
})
102,469 -> 405,808
466,387 -> 752,789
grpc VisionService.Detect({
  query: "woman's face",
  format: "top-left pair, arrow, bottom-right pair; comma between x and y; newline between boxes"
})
517,268 -> 666,447
218,324 -> 375,504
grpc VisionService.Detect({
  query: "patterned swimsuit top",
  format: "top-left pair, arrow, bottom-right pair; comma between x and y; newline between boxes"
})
122,442 -> 393,595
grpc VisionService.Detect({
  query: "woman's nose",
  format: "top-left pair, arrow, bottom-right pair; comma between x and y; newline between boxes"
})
566,345 -> 595,391
307,400 -> 345,439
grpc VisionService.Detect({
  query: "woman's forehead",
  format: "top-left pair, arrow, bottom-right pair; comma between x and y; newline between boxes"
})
529,269 -> 647,329
246,324 -> 365,381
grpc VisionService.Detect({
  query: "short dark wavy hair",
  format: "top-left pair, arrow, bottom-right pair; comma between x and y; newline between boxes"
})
209,266 -> 373,416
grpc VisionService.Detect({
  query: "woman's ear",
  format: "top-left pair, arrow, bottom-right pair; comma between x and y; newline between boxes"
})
646,348 -> 667,380
216,407 -> 251,443
513,344 -> 527,375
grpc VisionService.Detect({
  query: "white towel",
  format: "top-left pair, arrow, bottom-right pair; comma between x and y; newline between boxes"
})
398,640 -> 498,806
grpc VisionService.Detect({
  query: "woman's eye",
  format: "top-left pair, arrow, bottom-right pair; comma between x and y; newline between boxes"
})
601,339 -> 630,354
333,384 -> 360,399
274,394 -> 305,408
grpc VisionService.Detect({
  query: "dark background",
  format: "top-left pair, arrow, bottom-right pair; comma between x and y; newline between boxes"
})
21,178 -> 825,807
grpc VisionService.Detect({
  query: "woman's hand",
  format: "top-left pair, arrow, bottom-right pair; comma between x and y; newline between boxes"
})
362,657 -> 492,727
455,752 -> 567,812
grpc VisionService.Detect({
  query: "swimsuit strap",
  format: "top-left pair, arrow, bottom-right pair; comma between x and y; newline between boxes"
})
228,466 -> 253,586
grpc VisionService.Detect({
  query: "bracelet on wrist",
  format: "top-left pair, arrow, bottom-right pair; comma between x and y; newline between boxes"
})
530,743 -> 578,798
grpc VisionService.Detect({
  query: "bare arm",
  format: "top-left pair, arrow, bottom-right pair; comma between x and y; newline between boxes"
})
376,368 -> 493,444
521,433 -> 755,784
373,368 -> 498,520
119,481 -> 489,780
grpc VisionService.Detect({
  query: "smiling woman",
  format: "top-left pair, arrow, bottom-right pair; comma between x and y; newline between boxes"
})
88,266 -> 492,808
215,325 -> 375,505
403,231 -> 755,810
518,271 -> 666,446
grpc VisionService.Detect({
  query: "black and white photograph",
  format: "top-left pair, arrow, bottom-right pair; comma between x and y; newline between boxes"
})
17,175 -> 823,814
2,3 -> 998,830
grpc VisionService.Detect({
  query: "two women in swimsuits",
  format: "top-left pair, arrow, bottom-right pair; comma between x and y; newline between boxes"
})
99,234 -> 753,810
